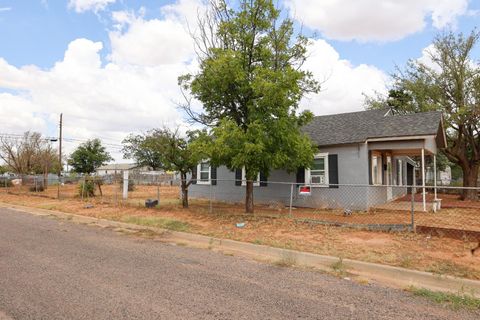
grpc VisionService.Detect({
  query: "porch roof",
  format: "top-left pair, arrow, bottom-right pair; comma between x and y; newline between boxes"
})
302,109 -> 446,148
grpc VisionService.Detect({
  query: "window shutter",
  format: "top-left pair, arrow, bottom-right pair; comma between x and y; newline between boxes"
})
235,169 -> 242,186
296,167 -> 305,185
191,165 -> 197,184
328,154 -> 339,188
259,171 -> 268,187
211,166 -> 217,185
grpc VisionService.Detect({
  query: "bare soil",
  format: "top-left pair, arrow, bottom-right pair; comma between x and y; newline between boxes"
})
1,184 -> 479,280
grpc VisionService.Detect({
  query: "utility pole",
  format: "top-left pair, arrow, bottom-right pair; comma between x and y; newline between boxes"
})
57,113 -> 63,199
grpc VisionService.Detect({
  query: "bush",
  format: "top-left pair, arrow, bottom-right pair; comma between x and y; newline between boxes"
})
79,180 -> 95,197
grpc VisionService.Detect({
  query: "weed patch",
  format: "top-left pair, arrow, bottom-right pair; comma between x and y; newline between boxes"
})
331,258 -> 348,277
409,286 -> 480,310
122,216 -> 190,232
273,253 -> 297,267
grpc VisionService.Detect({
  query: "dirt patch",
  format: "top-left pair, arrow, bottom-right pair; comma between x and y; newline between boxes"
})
1,186 -> 480,280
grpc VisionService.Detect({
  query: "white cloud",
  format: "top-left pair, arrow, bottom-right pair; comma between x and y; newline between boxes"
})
300,39 -> 388,115
285,0 -> 469,42
68,0 -> 116,13
0,37 -> 194,159
109,0 -> 205,66
0,0 -> 388,160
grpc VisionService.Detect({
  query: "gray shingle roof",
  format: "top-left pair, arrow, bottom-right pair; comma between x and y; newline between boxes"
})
302,109 -> 443,146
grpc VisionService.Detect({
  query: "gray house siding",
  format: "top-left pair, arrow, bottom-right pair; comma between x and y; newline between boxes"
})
189,144 -> 386,210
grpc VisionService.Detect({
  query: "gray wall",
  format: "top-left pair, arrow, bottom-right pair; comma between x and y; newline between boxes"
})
189,143 -> 410,210
189,144 -> 378,210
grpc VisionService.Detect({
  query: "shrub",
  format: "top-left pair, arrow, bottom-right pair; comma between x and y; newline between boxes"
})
79,180 -> 95,197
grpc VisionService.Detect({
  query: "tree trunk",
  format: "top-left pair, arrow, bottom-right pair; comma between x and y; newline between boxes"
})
181,173 -> 189,208
245,180 -> 254,213
462,164 -> 479,200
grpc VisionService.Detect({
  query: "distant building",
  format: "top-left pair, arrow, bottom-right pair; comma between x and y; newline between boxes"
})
95,163 -> 151,176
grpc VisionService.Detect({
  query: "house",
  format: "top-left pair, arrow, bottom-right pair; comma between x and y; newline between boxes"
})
95,163 -> 151,176
188,109 -> 446,211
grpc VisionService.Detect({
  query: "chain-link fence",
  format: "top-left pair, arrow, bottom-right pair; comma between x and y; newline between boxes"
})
1,174 -> 479,241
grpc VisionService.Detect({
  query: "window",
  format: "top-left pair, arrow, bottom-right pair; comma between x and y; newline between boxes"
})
241,168 -> 260,186
397,159 -> 403,186
306,153 -> 329,186
371,154 -> 382,185
197,161 -> 211,184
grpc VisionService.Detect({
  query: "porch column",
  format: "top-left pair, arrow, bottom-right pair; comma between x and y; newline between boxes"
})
421,148 -> 426,212
433,154 -> 437,200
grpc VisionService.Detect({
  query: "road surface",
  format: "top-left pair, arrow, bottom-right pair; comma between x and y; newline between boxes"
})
0,207 -> 477,319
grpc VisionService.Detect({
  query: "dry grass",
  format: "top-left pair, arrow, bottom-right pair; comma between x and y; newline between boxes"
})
1,184 -> 480,280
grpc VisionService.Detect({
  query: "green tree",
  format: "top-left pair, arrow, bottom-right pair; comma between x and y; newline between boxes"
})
68,139 -> 112,174
122,128 -> 206,208
179,0 -> 319,213
366,31 -> 480,200
122,131 -> 165,170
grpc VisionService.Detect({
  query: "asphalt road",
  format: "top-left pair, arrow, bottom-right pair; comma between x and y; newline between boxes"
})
0,208 -> 478,320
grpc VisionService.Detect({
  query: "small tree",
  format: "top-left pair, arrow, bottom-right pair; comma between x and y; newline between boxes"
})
179,0 -> 319,213
68,139 -> 113,174
0,132 -> 60,189
122,132 -> 165,170
122,128 -> 205,208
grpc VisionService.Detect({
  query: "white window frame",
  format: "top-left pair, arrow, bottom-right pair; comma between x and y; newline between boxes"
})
241,167 -> 260,187
197,161 -> 211,185
305,153 -> 329,187
371,153 -> 382,185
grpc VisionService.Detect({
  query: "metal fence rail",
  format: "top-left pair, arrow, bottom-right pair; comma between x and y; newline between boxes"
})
1,174 -> 479,240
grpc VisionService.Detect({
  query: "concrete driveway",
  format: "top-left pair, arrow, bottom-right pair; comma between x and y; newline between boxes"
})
0,207 -> 477,320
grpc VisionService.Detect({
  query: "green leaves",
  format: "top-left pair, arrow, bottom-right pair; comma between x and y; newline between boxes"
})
68,139 -> 112,174
180,0 -> 319,179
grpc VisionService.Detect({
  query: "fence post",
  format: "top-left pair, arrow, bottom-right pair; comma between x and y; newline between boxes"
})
410,189 -> 415,231
114,175 -> 118,206
34,176 -> 38,193
209,183 -> 213,214
289,183 -> 294,218
81,177 -> 85,201
157,176 -> 160,204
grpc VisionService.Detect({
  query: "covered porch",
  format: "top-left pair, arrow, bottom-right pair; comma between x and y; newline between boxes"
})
367,134 -> 445,212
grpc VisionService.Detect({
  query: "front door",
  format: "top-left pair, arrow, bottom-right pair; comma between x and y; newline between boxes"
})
407,163 -> 414,194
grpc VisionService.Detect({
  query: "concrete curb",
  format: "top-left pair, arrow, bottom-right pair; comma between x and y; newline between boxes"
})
2,202 -> 480,297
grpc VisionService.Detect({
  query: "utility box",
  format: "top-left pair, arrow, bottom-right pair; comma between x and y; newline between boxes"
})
145,199 -> 159,208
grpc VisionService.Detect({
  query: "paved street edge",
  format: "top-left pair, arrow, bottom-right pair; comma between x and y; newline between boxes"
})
1,202 -> 479,297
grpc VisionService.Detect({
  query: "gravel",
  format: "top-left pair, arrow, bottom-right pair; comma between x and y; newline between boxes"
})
0,207 -> 477,320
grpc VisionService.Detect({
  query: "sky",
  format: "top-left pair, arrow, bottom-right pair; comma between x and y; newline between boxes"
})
0,0 -> 479,161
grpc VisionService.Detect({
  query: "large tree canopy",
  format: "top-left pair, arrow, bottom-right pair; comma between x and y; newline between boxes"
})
68,139 -> 112,174
122,131 -> 165,170
179,0 -> 320,212
366,31 -> 480,200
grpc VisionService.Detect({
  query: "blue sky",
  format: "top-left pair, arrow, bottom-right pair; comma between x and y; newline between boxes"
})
1,1 -> 478,71
0,0 -> 478,159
